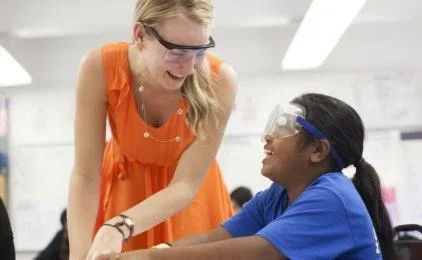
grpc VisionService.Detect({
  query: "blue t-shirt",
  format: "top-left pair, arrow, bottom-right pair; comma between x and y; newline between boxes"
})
223,172 -> 382,259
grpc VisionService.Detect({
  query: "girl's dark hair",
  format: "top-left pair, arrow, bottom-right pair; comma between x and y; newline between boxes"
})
292,93 -> 394,259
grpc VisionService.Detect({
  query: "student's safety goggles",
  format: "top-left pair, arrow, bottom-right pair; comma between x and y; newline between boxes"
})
145,26 -> 215,63
262,103 -> 345,169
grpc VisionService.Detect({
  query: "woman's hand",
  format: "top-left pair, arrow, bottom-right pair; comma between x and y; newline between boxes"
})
85,225 -> 124,260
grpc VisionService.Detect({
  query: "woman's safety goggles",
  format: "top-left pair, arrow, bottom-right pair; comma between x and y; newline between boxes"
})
145,26 -> 215,63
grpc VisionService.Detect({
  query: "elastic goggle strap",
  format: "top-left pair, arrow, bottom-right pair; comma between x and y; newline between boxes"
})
296,116 -> 345,169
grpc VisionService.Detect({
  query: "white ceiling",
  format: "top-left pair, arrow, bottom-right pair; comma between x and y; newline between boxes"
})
1,0 -> 421,75
1,0 -> 421,36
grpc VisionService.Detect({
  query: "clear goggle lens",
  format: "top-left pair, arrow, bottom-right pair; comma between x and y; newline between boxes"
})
164,48 -> 208,63
262,103 -> 305,142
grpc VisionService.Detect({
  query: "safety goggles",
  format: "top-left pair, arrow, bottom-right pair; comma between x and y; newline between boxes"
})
262,103 -> 345,169
145,26 -> 215,63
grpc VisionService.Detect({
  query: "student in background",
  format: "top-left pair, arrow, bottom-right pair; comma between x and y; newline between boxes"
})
230,186 -> 253,213
99,93 -> 395,259
35,209 -> 69,260
0,196 -> 15,260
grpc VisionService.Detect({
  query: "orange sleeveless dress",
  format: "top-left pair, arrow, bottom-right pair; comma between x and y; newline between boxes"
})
93,42 -> 233,251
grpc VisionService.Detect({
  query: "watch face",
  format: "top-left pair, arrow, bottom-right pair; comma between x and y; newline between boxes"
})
125,217 -> 134,226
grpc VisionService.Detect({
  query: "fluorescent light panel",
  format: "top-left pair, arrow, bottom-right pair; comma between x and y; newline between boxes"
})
282,0 -> 367,70
0,44 -> 32,87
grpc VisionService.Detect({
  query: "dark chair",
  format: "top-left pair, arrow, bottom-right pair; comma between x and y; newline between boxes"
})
394,224 -> 422,260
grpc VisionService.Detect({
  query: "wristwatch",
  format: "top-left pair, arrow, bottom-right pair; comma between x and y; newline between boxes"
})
102,214 -> 135,242
118,214 -> 135,240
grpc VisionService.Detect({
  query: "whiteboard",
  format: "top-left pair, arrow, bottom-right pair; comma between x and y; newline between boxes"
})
9,144 -> 73,251
355,70 -> 422,130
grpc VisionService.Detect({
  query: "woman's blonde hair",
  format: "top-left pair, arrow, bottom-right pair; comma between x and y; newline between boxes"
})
134,0 -> 219,137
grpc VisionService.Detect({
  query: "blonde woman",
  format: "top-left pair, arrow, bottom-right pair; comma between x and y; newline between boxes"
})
67,0 -> 238,259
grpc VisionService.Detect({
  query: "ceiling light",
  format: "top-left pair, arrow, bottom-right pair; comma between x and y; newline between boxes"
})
0,44 -> 32,87
282,0 -> 367,70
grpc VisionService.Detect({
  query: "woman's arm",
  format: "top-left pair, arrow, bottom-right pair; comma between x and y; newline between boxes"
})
112,63 -> 238,236
67,48 -> 108,259
87,63 -> 237,260
95,62 -> 237,238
